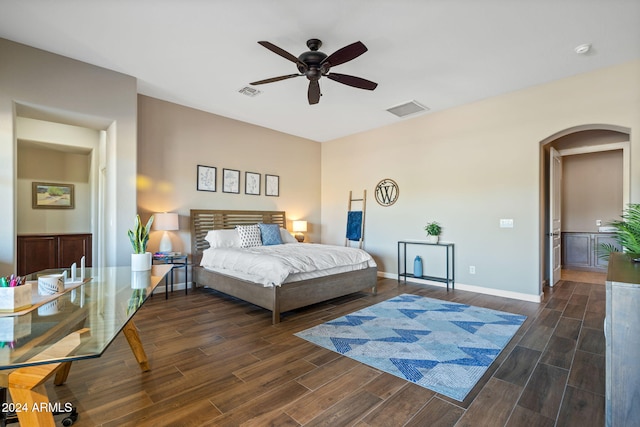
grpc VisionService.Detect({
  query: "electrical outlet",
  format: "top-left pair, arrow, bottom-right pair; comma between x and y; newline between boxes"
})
469,266 -> 476,274
596,219 -> 602,226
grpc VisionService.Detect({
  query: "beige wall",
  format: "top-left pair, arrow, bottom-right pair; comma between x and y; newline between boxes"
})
136,95 -> 321,253
0,38 -> 138,274
321,60 -> 640,300
562,150 -> 623,232
17,146 -> 92,233
3,36 -> 638,302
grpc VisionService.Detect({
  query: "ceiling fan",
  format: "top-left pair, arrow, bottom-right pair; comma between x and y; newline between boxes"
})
250,38 -> 378,105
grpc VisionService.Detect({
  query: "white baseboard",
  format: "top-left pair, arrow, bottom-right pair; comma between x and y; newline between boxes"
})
377,271 -> 543,303
155,281 -> 190,294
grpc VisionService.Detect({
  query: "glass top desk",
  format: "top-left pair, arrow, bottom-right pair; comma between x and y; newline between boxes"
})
0,265 -> 170,426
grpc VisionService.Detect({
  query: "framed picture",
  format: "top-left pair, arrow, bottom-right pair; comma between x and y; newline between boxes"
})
223,168 -> 240,194
265,174 -> 279,197
197,165 -> 216,192
245,172 -> 261,195
32,182 -> 75,209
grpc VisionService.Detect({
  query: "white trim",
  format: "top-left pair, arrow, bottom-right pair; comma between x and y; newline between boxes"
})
556,141 -> 627,156
377,271 -> 543,303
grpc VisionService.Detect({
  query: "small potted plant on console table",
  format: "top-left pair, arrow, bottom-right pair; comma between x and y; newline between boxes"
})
424,221 -> 442,244
129,214 -> 154,271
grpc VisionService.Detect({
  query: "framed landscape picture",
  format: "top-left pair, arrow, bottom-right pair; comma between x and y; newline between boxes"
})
32,182 -> 75,209
265,174 -> 279,197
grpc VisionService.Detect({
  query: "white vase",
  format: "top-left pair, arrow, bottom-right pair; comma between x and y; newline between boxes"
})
131,252 -> 152,271
131,270 -> 152,289
426,235 -> 439,244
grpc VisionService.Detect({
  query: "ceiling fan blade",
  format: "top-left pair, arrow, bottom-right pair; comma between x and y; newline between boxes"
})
308,80 -> 321,105
250,74 -> 302,85
326,73 -> 378,90
258,41 -> 307,70
322,41 -> 368,67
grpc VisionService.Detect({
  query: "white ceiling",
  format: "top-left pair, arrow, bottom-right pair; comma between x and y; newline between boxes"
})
2,0 -> 639,142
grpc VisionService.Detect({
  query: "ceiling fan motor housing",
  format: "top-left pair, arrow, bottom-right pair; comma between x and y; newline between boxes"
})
298,53 -> 328,79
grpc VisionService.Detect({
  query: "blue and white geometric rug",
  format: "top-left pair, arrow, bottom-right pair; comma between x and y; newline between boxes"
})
295,294 -> 526,401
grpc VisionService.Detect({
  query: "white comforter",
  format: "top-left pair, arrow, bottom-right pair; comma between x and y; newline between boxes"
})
200,243 -> 376,286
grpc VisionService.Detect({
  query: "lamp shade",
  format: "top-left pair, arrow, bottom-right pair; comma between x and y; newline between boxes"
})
292,221 -> 307,232
154,213 -> 179,231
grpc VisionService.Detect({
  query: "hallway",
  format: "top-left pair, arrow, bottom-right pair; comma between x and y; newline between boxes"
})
561,269 -> 606,285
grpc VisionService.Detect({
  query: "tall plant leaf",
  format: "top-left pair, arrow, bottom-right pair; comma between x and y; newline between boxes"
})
599,204 -> 640,259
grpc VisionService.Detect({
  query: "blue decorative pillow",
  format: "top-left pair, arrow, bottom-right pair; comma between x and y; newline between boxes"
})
258,223 -> 283,246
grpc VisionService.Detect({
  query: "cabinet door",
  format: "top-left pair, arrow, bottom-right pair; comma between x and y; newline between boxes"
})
17,236 -> 57,275
594,234 -> 621,269
58,234 -> 92,268
562,233 -> 591,268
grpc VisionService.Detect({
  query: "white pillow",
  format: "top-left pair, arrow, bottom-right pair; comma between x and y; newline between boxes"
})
204,229 -> 241,248
236,224 -> 262,248
280,227 -> 298,244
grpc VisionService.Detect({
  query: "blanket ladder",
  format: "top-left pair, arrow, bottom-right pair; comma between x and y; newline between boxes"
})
345,190 -> 367,249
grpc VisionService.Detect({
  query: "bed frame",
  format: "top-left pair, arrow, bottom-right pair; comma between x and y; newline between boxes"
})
190,209 -> 377,324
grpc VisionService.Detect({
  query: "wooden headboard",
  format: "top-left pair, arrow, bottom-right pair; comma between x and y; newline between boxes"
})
190,209 -> 287,263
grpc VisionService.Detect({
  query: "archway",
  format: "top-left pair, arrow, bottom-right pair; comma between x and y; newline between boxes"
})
539,124 -> 630,292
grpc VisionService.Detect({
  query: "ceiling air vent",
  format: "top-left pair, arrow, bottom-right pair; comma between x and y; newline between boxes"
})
386,100 -> 429,118
238,86 -> 262,97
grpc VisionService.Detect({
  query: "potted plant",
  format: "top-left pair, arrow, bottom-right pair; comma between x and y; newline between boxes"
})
424,221 -> 442,244
128,214 -> 154,271
599,204 -> 640,260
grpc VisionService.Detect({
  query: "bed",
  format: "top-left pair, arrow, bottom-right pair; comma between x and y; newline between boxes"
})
190,209 -> 377,324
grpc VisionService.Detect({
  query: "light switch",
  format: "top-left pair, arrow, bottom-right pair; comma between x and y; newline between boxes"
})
500,219 -> 514,228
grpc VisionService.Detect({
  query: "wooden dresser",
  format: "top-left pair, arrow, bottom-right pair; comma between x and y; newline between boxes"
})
17,233 -> 92,276
605,252 -> 640,426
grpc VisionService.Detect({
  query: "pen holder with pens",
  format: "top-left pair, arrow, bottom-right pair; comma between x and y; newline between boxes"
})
0,281 -> 32,312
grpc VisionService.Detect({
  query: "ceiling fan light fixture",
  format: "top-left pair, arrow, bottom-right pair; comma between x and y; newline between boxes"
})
386,100 -> 429,118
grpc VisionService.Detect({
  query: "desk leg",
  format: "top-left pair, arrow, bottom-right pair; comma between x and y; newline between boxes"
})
185,261 -> 188,295
8,376 -> 57,427
123,320 -> 150,372
53,361 -> 72,386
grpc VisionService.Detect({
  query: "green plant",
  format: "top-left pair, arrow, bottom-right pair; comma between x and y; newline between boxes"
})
424,221 -> 442,236
599,203 -> 640,259
127,289 -> 147,315
128,214 -> 154,254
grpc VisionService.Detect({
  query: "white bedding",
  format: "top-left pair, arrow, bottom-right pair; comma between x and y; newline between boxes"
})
200,243 -> 377,287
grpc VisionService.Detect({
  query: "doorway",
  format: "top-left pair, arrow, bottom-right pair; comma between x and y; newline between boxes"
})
14,111 -> 107,270
540,126 -> 630,291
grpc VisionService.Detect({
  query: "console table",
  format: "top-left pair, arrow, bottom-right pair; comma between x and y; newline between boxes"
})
397,240 -> 455,290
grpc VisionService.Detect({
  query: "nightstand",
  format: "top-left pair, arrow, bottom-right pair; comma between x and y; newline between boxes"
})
152,253 -> 188,299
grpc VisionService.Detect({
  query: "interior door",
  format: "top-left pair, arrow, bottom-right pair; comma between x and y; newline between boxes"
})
549,147 -> 562,286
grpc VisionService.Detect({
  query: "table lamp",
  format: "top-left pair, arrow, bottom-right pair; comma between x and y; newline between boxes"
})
292,220 -> 307,243
155,212 -> 179,253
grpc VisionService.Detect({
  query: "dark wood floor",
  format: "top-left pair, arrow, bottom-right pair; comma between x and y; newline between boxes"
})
43,276 -> 605,426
